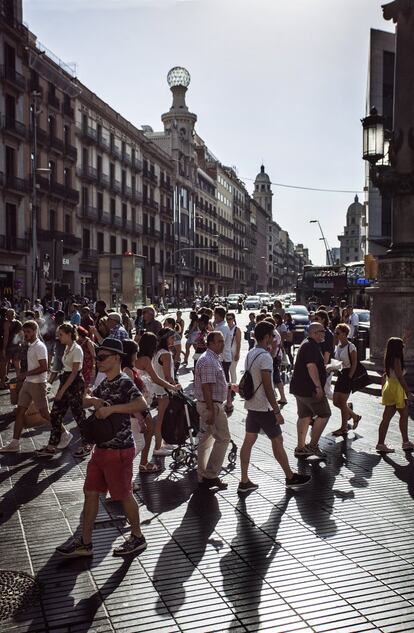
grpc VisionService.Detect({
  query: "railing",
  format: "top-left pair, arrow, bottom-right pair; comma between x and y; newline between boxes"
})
81,206 -> 99,222
143,198 -> 159,211
143,169 -> 158,185
0,235 -> 28,251
64,142 -> 77,160
37,229 -> 81,252
97,211 -> 111,225
1,174 -> 29,193
131,158 -> 142,172
160,178 -> 173,192
0,65 -> 26,90
161,204 -> 173,217
110,144 -> 121,161
121,152 -> 131,167
1,115 -> 27,138
111,215 -> 123,228
76,165 -> 97,181
78,125 -> 97,143
110,179 -> 121,195
47,92 -> 60,110
97,135 -> 109,151
50,135 -> 64,153
82,248 -> 98,260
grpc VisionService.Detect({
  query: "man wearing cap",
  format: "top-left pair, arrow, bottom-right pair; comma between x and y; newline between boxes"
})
141,307 -> 162,336
56,337 -> 149,558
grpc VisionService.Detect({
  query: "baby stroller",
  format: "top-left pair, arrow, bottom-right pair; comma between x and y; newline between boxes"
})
162,391 -> 237,471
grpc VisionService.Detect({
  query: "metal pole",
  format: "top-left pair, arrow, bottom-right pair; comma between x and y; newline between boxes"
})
31,93 -> 39,305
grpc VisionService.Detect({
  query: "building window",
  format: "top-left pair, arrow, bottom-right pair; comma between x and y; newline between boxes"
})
132,241 -> 137,254
64,213 -> 71,234
110,235 -> 116,254
97,191 -> 103,211
97,232 -> 104,254
49,209 -> 56,232
122,238 -> 128,253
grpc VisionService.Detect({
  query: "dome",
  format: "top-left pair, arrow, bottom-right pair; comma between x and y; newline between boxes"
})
167,67 -> 191,88
255,164 -> 271,183
347,194 -> 364,214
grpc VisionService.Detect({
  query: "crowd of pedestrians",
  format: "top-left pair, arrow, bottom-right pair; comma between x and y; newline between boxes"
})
0,294 -> 413,559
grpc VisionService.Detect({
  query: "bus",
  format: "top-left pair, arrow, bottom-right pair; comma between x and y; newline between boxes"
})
296,261 -> 373,308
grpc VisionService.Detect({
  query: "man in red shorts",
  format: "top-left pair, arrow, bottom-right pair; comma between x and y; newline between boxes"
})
56,338 -> 149,558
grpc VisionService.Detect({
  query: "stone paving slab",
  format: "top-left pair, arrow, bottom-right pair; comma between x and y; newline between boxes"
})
0,356 -> 414,632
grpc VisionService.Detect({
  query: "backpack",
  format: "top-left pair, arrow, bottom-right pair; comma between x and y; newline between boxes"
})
238,351 -> 267,400
161,392 -> 200,444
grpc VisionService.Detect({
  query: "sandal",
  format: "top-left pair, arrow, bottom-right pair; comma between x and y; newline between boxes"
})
36,446 -> 57,457
402,441 -> 414,451
332,428 -> 348,437
278,400 -> 288,407
376,443 -> 395,454
139,462 -> 162,473
74,444 -> 93,459
353,415 -> 362,430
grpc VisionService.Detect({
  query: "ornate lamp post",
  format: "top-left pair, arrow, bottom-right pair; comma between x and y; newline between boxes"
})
362,0 -> 414,386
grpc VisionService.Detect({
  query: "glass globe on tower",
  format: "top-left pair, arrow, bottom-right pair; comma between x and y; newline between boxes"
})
167,66 -> 191,88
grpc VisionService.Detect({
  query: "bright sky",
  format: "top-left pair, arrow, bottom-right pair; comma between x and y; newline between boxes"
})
23,0 -> 393,265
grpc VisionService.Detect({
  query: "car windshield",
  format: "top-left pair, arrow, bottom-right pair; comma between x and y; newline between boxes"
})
246,296 -> 260,301
257,293 -> 270,298
286,306 -> 308,315
227,295 -> 240,300
356,311 -> 370,322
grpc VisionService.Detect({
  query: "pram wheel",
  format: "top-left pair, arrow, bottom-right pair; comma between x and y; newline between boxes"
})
172,446 -> 186,464
185,453 -> 197,469
228,441 -> 237,465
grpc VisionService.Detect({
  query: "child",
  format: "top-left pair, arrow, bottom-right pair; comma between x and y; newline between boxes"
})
377,337 -> 414,453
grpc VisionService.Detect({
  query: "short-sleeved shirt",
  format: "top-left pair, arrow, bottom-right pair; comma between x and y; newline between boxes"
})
92,372 -> 141,449
244,347 -> 274,412
213,320 -> 232,363
335,341 -> 356,369
194,349 -> 228,402
26,338 -> 48,383
320,328 -> 334,361
70,311 -> 81,326
109,324 -> 129,341
290,338 -> 327,397
62,341 -> 84,373
348,313 -> 359,338
143,318 -> 162,336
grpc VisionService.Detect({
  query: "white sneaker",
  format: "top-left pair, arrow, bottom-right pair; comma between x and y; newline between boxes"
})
57,431 -> 73,450
153,447 -> 173,456
0,440 -> 21,453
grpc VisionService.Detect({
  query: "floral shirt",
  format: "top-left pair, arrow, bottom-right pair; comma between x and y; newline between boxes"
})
92,372 -> 141,449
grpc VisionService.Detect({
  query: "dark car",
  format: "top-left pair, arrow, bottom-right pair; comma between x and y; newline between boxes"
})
355,309 -> 370,347
285,305 -> 310,327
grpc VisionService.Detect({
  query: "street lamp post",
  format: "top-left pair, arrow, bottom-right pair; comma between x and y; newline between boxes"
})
361,0 -> 414,388
310,220 -> 333,265
31,91 -> 42,305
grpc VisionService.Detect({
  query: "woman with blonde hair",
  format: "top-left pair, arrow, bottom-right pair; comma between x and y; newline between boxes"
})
377,337 -> 414,453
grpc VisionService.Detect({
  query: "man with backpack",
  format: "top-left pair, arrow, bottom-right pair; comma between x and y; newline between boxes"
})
238,320 -> 311,494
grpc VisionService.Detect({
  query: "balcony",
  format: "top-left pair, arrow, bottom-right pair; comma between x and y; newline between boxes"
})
110,179 -> 121,195
76,165 -> 97,183
110,144 -> 121,161
37,229 -> 82,253
160,178 -> 173,193
77,125 -> 97,144
1,173 -> 29,195
121,152 -> 131,167
82,248 -> 98,260
0,235 -> 28,252
143,169 -> 158,185
97,135 -> 109,152
50,135 -> 64,153
81,206 -> 99,222
64,142 -> 77,161
63,101 -> 74,119
111,215 -> 123,229
47,92 -> 60,111
131,158 -> 142,172
161,204 -> 173,218
143,198 -> 159,212
123,219 -> 133,233
97,211 -> 110,226
0,65 -> 26,91
1,115 -> 27,140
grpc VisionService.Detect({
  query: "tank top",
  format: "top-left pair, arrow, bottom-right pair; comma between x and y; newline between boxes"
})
152,349 -> 174,396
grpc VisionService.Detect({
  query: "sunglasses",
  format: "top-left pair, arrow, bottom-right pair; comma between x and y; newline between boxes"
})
96,353 -> 115,361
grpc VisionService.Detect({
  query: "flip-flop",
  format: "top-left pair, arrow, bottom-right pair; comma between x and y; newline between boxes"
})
332,428 -> 348,437
139,463 -> 162,473
353,415 -> 362,430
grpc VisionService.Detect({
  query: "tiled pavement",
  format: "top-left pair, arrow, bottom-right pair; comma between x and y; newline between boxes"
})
1,367 -> 414,632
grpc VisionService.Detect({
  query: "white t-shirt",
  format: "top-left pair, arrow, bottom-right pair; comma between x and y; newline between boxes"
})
334,342 -> 356,369
348,313 -> 359,338
62,341 -> 84,373
26,338 -> 48,383
244,347 -> 274,412
152,349 -> 174,396
214,320 -> 232,362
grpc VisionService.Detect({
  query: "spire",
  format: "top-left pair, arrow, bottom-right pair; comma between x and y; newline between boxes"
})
354,194 -> 359,203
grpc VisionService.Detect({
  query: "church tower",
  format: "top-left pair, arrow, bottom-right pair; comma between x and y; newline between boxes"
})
253,165 -> 273,217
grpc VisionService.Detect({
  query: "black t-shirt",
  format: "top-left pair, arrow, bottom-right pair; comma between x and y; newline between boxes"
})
320,328 -> 334,361
290,338 -> 327,397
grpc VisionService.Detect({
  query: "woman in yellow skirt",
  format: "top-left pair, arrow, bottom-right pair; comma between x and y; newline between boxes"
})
377,337 -> 414,453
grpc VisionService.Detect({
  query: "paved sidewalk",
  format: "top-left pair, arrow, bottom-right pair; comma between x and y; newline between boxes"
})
1,372 -> 414,632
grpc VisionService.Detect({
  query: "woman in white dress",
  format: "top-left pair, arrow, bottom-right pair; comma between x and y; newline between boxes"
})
226,313 -> 241,384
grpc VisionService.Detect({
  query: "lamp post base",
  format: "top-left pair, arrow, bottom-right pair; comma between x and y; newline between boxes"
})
368,254 -> 414,390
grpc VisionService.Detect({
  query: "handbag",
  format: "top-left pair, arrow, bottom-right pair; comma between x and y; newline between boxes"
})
80,408 -> 126,445
347,344 -> 370,393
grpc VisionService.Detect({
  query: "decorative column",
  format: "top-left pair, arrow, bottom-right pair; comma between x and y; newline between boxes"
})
368,0 -> 414,386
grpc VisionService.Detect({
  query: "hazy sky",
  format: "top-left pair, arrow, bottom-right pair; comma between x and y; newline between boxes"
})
23,0 -> 393,265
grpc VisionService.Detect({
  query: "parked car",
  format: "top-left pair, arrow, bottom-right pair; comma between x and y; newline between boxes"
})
354,309 -> 370,347
244,295 -> 262,310
285,305 -> 310,327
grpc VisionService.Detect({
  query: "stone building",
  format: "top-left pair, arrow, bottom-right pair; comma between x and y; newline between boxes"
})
338,195 -> 366,264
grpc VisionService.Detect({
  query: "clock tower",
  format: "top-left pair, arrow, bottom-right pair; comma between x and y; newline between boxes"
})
253,165 -> 273,218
